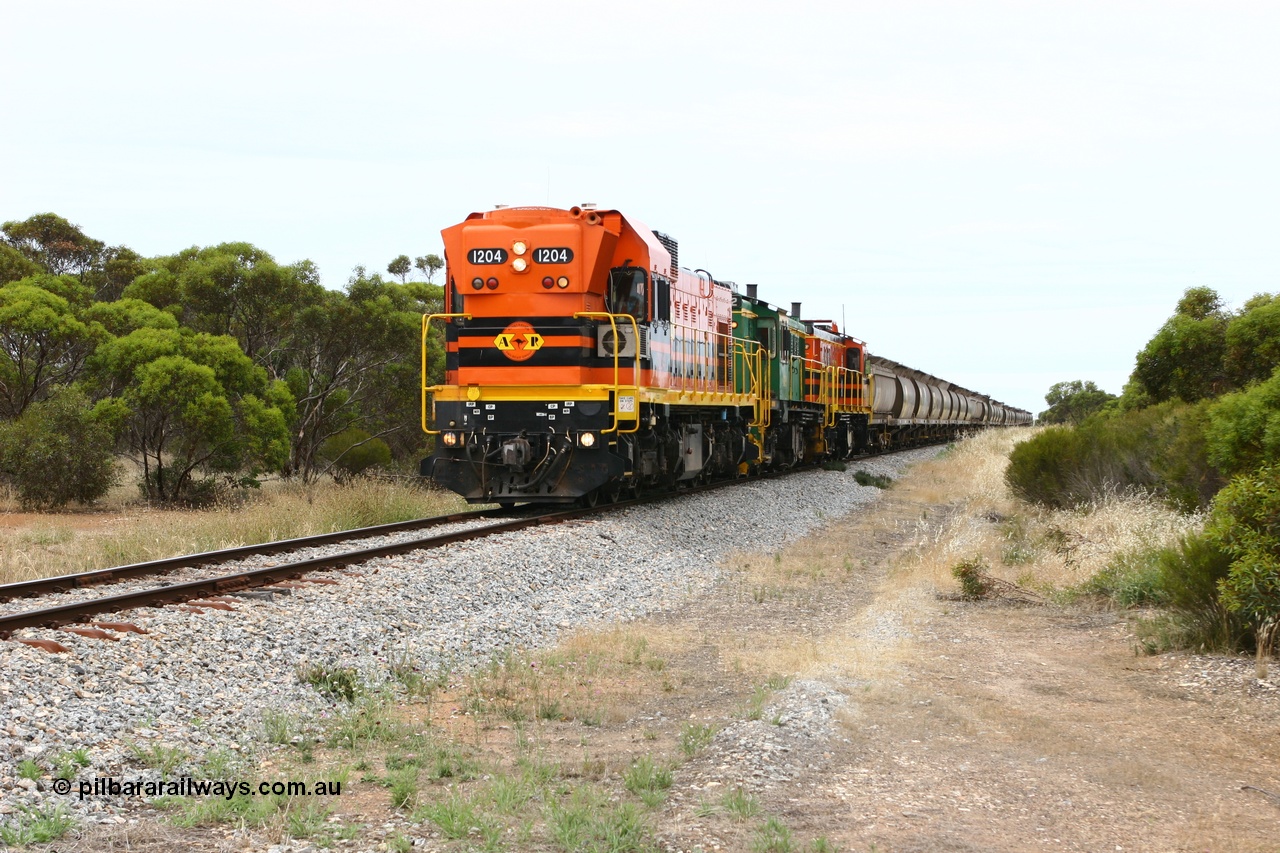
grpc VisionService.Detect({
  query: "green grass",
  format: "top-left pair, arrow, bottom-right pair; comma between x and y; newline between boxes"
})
623,755 -> 673,808
0,804 -> 76,846
546,786 -> 655,852
414,790 -> 498,842
128,742 -> 188,776
724,787 -> 761,821
296,661 -> 363,701
854,470 -> 893,489
753,815 -> 794,852
680,722 -> 716,756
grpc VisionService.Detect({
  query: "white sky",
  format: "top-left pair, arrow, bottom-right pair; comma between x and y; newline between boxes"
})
3,0 -> 1277,413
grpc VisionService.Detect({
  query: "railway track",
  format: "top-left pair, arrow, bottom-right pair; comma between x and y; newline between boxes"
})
0,447 -> 935,649
0,504 -> 602,642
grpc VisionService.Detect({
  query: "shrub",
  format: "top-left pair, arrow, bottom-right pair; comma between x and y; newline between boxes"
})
319,428 -> 392,482
1144,532 -> 1249,652
951,557 -> 993,600
1080,549 -> 1167,608
1005,403 -> 1220,511
0,386 -> 118,508
1205,466 -> 1280,650
1205,368 -> 1280,478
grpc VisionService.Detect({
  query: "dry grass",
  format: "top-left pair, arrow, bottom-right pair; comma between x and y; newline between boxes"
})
884,429 -> 1201,595
0,478 -> 470,585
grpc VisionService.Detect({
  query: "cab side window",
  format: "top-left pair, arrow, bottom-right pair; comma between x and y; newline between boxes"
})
607,268 -> 648,319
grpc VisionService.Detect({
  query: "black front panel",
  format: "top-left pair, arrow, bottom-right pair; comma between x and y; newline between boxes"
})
436,399 -> 613,433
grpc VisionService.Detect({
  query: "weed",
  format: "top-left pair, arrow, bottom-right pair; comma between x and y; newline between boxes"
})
296,661 -> 362,701
723,787 -> 760,821
388,834 -> 413,853
129,742 -> 188,776
0,804 -> 75,845
854,470 -> 893,488
285,800 -> 330,839
327,697 -> 407,750
262,709 -> 293,744
16,759 -> 41,781
388,768 -> 419,810
53,754 -> 78,782
415,790 -> 495,841
753,815 -> 794,852
811,838 -> 839,853
1079,549 -> 1167,608
488,774 -> 533,814
624,755 -> 673,808
546,785 -> 653,851
680,722 -> 716,756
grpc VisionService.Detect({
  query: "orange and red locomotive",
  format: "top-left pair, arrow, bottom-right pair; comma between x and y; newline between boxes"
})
420,205 -> 1028,504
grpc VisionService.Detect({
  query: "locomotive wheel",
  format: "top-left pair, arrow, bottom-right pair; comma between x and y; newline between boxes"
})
606,484 -> 623,504
581,489 -> 601,508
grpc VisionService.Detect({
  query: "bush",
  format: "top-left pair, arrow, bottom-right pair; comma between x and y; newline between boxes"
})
1079,549 -> 1167,608
952,557 -> 993,600
0,386 -> 118,508
319,428 -> 392,482
1142,532 -> 1250,653
1005,403 -> 1220,511
1205,466 -> 1280,647
1205,367 -> 1280,478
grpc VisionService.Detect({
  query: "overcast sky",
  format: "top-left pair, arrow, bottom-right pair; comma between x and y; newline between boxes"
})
4,0 -> 1277,413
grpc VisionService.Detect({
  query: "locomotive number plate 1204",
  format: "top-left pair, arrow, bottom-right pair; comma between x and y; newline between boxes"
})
468,248 -> 508,264
532,247 -> 574,264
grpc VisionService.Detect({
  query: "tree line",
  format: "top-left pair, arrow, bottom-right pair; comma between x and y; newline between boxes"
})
1010,286 -> 1280,656
0,213 -> 445,507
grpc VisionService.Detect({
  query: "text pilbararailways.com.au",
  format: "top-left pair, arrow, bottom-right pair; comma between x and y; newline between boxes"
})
54,776 -> 343,801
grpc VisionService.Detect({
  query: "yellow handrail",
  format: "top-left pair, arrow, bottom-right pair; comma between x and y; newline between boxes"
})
421,312 -> 472,434
573,311 -> 640,434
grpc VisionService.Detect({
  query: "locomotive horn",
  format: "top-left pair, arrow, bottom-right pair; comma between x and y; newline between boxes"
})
569,206 -> 582,217
585,211 -> 602,225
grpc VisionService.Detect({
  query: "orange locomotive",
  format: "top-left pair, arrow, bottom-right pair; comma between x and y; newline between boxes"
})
420,205 -> 1027,505
423,205 -> 756,505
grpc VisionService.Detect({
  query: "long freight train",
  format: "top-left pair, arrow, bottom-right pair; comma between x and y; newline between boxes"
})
420,205 -> 1030,505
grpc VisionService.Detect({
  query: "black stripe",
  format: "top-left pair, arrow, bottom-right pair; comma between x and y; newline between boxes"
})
456,348 -> 641,368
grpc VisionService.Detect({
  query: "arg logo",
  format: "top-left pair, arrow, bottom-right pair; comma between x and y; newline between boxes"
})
494,322 -> 544,362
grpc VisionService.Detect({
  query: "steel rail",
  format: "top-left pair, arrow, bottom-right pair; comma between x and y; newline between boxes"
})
0,506 -> 592,637
0,507 -> 515,603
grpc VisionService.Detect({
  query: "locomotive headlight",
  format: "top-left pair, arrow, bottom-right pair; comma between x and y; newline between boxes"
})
512,257 -> 528,272
441,431 -> 459,447
578,432 -> 597,448
556,276 -> 570,289
512,241 -> 527,255
471,277 -> 484,290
